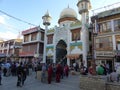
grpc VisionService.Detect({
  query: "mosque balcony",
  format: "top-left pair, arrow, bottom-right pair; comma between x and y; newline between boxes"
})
79,9 -> 89,14
70,23 -> 82,29
47,28 -> 55,34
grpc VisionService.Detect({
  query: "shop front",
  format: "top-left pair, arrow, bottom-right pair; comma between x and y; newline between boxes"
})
66,54 -> 82,67
19,51 -> 34,63
95,51 -> 115,72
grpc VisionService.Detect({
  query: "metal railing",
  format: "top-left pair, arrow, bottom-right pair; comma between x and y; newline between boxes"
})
91,2 -> 120,16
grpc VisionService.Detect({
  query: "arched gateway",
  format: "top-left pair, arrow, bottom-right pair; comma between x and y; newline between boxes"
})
56,40 -> 67,65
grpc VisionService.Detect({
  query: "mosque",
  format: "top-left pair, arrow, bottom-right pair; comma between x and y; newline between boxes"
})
42,0 -> 91,67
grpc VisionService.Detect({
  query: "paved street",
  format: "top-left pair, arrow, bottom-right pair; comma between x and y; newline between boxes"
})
0,72 -> 80,90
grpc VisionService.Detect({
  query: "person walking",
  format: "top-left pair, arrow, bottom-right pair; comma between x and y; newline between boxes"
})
64,64 -> 69,77
60,64 -> 64,79
88,65 -> 94,75
3,67 -> 7,77
41,63 -> 46,83
22,64 -> 27,86
110,70 -> 118,82
16,63 -> 23,87
56,64 -> 61,83
47,64 -> 53,84
52,64 -> 56,81
97,65 -> 104,75
0,67 -> 2,85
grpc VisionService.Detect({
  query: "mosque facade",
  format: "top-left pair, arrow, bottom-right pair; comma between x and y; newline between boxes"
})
42,0 -> 91,66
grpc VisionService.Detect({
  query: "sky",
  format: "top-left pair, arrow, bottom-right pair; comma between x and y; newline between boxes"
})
0,0 -> 119,40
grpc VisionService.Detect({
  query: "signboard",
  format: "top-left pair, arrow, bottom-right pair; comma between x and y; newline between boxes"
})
96,51 -> 114,57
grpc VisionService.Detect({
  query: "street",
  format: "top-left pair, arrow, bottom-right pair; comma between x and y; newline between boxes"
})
0,72 -> 80,90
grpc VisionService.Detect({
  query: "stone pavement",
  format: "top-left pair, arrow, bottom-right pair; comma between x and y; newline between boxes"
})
0,72 -> 80,90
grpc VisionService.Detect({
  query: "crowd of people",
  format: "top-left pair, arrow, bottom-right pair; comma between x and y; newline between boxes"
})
0,60 -> 30,87
79,63 -> 120,83
40,63 -> 69,84
0,59 -> 71,87
0,58 -> 120,88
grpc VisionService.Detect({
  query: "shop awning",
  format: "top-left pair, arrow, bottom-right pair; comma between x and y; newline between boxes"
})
66,54 -> 81,60
19,52 -> 34,57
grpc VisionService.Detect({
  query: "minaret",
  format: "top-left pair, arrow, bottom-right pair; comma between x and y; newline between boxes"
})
42,11 -> 51,63
77,0 -> 91,66
77,0 -> 91,24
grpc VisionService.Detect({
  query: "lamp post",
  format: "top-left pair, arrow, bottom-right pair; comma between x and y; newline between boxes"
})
89,23 -> 97,75
42,11 -> 51,64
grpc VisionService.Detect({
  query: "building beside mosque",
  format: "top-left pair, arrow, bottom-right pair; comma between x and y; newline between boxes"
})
42,0 -> 92,66
19,26 -> 44,62
91,4 -> 120,72
0,39 -> 22,61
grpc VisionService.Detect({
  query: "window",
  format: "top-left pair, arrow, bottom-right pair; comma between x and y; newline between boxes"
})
114,19 -> 120,31
24,35 -> 29,42
103,22 -> 107,31
0,44 -> 3,47
9,41 -> 14,46
71,29 -> 80,41
31,33 -> 37,41
99,23 -> 103,33
103,21 -> 111,32
29,44 -> 37,52
41,32 -> 44,41
116,56 -> 120,62
47,34 -> 53,44
81,3 -> 83,9
95,36 -> 113,50
115,35 -> 120,50
4,43 -> 8,47
107,21 -> 111,31
99,21 -> 112,33
99,43 -> 103,48
4,49 -> 7,54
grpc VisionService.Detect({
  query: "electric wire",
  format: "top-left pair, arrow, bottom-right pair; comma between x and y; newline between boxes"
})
0,9 -> 37,26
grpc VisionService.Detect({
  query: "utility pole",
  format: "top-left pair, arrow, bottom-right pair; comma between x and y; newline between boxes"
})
89,16 -> 97,75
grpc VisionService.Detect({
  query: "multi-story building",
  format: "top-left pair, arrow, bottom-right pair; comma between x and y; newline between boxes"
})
0,39 -> 22,61
19,26 -> 44,62
91,5 -> 120,71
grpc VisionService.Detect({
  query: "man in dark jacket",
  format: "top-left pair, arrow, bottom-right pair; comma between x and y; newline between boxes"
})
22,64 -> 27,85
16,63 -> 23,87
